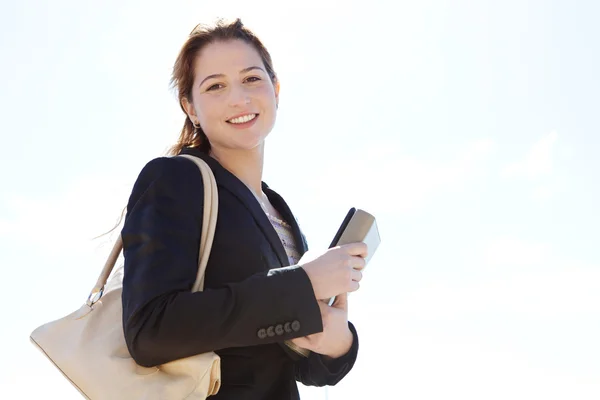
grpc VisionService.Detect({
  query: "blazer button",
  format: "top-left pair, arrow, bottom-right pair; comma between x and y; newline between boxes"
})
267,326 -> 275,337
257,328 -> 267,339
291,320 -> 301,332
275,324 -> 284,336
284,322 -> 292,333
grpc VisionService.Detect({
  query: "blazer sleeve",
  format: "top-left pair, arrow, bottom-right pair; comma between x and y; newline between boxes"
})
294,321 -> 359,387
120,156 -> 323,368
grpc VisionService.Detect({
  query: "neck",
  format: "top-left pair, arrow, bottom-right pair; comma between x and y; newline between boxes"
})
209,143 -> 265,197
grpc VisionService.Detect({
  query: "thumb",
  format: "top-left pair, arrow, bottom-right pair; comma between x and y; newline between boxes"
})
332,292 -> 348,310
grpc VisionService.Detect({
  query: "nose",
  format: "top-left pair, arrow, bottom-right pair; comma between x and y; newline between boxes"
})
228,84 -> 251,107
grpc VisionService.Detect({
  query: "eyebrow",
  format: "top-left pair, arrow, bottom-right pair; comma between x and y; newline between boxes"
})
199,66 -> 266,87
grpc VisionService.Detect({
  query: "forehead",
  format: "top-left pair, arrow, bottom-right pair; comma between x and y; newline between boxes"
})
194,39 -> 264,78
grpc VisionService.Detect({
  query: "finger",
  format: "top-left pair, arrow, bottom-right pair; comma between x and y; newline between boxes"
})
351,268 -> 363,282
347,255 -> 366,271
348,280 -> 360,292
332,292 -> 348,309
341,242 -> 368,258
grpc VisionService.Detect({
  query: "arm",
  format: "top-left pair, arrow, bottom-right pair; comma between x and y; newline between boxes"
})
294,322 -> 359,387
121,156 -> 323,367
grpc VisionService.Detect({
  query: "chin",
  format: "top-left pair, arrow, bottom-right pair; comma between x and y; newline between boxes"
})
234,131 -> 270,149
240,139 -> 267,151
219,137 -> 264,153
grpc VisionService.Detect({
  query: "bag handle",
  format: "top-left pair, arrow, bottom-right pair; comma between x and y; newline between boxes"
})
183,155 -> 219,292
86,155 -> 218,306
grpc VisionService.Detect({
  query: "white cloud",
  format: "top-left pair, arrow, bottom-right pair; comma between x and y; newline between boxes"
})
0,176 -> 130,256
483,236 -> 551,268
301,138 -> 495,214
400,263 -> 600,319
0,218 -> 14,237
502,131 -> 558,179
328,315 -> 599,400
531,182 -> 562,201
382,237 -> 600,319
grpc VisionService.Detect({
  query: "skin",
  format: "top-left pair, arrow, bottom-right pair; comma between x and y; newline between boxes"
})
182,39 -> 278,202
182,39 -> 358,359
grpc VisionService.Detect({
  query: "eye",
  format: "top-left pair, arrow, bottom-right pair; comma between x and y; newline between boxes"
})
206,83 -> 224,91
244,76 -> 262,83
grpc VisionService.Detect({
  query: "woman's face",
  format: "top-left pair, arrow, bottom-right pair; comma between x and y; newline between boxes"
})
184,39 -> 279,153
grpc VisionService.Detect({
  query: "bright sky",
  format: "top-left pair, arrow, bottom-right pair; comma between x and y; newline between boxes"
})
1,0 -> 599,399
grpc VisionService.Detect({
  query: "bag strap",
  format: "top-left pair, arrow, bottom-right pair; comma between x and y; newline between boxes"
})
86,155 -> 218,306
180,154 -> 219,293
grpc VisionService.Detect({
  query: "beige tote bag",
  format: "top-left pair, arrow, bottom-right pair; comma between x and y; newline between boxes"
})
30,155 -> 221,399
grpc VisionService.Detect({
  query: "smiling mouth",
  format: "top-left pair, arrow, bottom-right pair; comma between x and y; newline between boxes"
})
227,113 -> 258,124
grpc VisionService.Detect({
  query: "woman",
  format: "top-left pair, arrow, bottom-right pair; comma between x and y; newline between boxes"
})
121,19 -> 366,399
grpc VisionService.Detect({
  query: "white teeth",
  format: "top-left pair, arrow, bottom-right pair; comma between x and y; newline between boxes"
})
228,114 -> 257,124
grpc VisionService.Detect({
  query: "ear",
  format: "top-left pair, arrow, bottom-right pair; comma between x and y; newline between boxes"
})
274,80 -> 280,107
181,97 -> 198,124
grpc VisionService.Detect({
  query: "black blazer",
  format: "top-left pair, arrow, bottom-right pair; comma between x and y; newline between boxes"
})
120,148 -> 359,400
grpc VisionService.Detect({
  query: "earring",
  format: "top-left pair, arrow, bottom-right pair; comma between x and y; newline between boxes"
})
193,121 -> 201,129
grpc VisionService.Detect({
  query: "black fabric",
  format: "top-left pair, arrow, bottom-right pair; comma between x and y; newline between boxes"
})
120,148 -> 359,399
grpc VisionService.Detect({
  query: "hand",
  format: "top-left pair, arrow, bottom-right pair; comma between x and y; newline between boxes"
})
300,242 -> 367,301
290,293 -> 353,359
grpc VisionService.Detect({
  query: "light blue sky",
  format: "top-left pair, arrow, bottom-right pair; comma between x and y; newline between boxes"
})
1,1 -> 598,399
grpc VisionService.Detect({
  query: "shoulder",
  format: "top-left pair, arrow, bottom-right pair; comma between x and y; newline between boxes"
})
136,156 -> 201,183
126,156 -> 205,211
132,156 -> 204,191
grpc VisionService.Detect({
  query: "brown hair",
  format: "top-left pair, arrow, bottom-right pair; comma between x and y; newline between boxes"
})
96,19 -> 277,240
167,18 -> 278,156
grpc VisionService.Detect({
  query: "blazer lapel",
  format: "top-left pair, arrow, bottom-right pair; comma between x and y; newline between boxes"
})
179,148 -> 290,267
